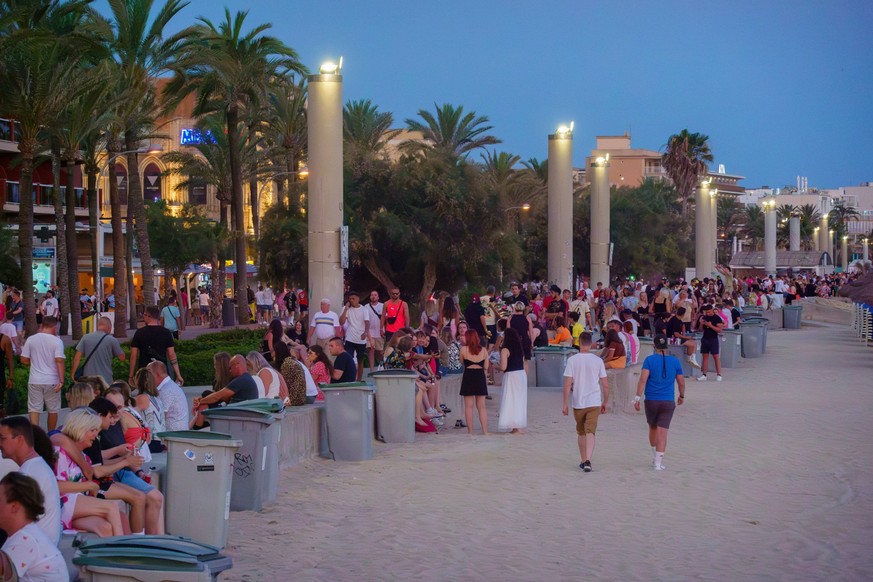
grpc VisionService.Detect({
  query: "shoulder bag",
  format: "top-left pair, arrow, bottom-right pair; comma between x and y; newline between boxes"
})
75,333 -> 109,380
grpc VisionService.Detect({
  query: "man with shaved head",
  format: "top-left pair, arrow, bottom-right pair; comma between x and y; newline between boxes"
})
193,354 -> 258,413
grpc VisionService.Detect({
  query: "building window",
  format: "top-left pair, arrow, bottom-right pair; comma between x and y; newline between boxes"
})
188,180 -> 207,205
6,182 -> 19,204
0,119 -> 11,142
143,163 -> 162,202
115,164 -> 127,205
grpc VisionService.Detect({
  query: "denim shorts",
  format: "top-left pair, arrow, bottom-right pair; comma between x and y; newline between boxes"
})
115,467 -> 155,493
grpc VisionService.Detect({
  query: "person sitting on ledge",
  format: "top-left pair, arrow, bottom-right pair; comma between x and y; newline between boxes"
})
194,354 -> 259,413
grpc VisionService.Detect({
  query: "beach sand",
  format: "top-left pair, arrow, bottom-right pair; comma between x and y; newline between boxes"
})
223,321 -> 873,580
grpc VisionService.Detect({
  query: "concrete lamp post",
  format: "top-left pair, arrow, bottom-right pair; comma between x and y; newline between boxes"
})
841,235 -> 849,272
813,227 -> 821,252
863,238 -> 869,263
695,179 -> 712,280
590,150 -> 611,290
710,188 -> 718,273
548,123 -> 574,291
763,197 -> 777,276
828,229 -> 835,266
789,213 -> 801,251
307,59 -> 345,310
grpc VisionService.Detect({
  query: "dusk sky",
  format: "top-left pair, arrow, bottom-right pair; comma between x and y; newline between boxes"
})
100,0 -> 873,190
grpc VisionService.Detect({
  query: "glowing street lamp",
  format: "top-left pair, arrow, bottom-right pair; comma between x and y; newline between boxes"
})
549,122 -> 574,291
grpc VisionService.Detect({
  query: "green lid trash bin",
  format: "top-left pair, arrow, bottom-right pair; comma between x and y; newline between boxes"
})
705,329 -> 742,370
157,431 -> 241,549
321,382 -> 375,461
783,305 -> 803,329
370,370 -> 418,443
73,534 -> 233,581
533,346 -> 576,388
201,399 -> 285,512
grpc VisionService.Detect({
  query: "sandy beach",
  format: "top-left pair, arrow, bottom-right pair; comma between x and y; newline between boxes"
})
223,321 -> 873,581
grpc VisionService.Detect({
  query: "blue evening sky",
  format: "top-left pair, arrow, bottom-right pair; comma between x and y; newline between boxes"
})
98,0 -> 873,189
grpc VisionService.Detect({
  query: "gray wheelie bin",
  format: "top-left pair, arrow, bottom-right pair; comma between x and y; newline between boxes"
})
158,431 -> 241,548
783,305 -> 802,329
706,330 -> 742,371
533,346 -> 575,388
73,535 -> 233,581
321,382 -> 376,461
201,399 -> 285,512
743,317 -> 769,352
370,370 -> 418,443
739,321 -> 765,358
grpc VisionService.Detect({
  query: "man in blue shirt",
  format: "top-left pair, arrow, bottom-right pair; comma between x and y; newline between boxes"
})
633,334 -> 686,471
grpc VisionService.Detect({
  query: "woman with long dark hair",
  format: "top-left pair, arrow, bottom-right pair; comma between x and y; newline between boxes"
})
497,328 -> 527,434
459,330 -> 490,435
306,345 -> 332,401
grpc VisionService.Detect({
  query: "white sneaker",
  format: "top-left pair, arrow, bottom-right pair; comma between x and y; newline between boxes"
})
697,375 -> 708,382
716,375 -> 723,382
686,355 -> 701,370
654,464 -> 667,471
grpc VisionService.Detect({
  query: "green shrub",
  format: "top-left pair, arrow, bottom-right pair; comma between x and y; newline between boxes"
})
3,329 -> 266,414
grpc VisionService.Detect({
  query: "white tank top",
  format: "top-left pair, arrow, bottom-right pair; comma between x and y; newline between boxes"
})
261,367 -> 281,399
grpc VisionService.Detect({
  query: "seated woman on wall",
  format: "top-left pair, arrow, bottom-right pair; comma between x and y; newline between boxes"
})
52,408 -> 126,537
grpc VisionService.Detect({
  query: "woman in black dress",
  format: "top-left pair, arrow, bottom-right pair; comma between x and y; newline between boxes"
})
459,329 -> 490,435
508,301 -> 533,367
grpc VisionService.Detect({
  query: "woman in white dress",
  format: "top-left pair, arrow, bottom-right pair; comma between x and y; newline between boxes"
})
497,328 -> 527,434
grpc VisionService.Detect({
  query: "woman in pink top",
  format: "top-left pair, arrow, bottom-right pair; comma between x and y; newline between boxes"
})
306,345 -> 332,401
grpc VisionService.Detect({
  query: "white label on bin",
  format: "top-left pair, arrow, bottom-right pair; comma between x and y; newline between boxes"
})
224,491 -> 230,521
736,336 -> 741,346
204,453 -> 214,465
368,394 -> 374,410
262,446 -> 267,471
184,449 -> 196,462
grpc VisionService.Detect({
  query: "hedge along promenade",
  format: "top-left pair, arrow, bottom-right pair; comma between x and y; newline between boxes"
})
4,328 -> 265,415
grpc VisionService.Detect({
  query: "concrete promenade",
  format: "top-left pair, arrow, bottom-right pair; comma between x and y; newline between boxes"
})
222,320 -> 873,580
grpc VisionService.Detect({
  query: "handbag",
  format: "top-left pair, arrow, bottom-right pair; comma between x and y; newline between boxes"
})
75,333 -> 109,380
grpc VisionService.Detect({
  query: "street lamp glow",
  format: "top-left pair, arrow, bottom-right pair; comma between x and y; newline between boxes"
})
145,144 -> 163,155
555,121 -> 574,136
522,203 -> 531,211
319,56 -> 343,74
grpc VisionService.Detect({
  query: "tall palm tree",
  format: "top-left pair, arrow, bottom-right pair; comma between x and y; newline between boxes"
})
404,103 -> 500,158
166,8 -> 305,324
739,205 -> 765,250
95,0 -> 190,311
828,200 -> 860,240
265,78 -> 307,210
797,203 -> 821,250
343,98 -> 399,157
662,129 -> 713,216
162,117 -> 260,326
0,1 -> 90,334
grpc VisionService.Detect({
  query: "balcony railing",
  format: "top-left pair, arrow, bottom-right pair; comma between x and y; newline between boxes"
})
3,182 -> 88,208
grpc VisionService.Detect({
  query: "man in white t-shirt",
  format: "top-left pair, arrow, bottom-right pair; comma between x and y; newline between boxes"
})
562,332 -> 609,473
0,313 -> 20,355
339,291 -> 371,381
197,288 -> 210,325
0,471 -> 68,581
40,291 -> 59,319
570,291 -> 593,330
366,291 -> 384,368
307,299 -> 342,351
0,417 -> 62,546
20,317 -> 65,431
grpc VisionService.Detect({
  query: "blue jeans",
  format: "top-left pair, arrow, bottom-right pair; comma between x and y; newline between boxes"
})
115,467 -> 155,493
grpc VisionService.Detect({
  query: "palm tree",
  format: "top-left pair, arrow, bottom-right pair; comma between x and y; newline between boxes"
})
739,205 -> 765,250
343,98 -> 400,157
828,200 -> 860,240
0,1 -> 90,334
404,103 -> 501,158
265,78 -> 307,210
662,130 -> 713,216
162,117 -> 260,326
797,203 -> 821,250
166,8 -> 305,324
95,0 -> 189,311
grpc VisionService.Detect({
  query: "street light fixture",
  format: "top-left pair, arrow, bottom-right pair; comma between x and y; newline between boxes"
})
505,204 -> 531,212
319,56 -> 343,75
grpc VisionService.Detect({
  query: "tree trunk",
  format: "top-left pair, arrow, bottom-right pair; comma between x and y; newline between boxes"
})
249,177 -> 259,240
274,177 -> 285,210
362,255 -> 396,292
65,160 -> 83,339
108,154 -> 128,340
87,165 -> 99,311
210,254 -> 223,329
418,259 -> 438,312
50,145 -> 71,332
17,146 -> 37,336
124,132 -> 155,307
227,107 -> 249,325
127,214 -> 137,330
